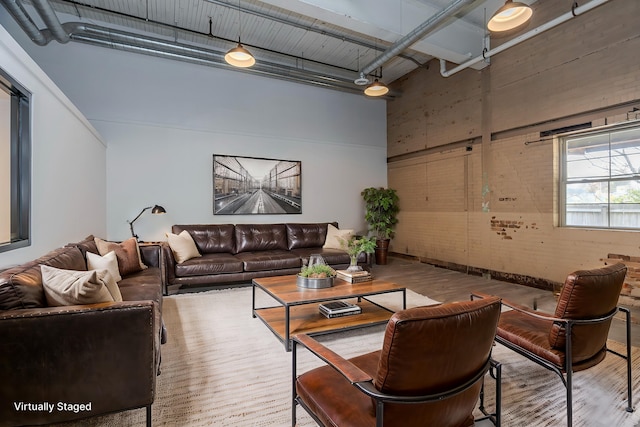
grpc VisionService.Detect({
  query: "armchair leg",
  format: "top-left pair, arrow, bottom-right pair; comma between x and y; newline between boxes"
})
622,307 -> 635,413
478,359 -> 501,426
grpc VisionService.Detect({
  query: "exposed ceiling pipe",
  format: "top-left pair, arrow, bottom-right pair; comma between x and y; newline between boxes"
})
63,23 -> 368,96
30,0 -> 69,43
0,0 -> 51,45
360,0 -> 476,77
439,0 -> 611,77
0,0 -> 392,96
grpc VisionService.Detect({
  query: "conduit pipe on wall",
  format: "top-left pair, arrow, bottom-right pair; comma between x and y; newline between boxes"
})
439,0 -> 611,77
360,0 -> 476,76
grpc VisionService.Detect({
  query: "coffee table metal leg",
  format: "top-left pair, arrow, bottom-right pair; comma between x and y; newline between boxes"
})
285,305 -> 291,351
252,284 -> 257,318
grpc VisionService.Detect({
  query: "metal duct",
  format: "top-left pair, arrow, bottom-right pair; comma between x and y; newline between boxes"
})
30,0 -> 69,43
0,0 -> 394,96
360,0 -> 476,76
0,0 -> 51,45
63,22 -> 366,95
440,0 -> 612,77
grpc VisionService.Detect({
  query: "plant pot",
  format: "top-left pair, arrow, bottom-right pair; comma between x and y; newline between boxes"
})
375,239 -> 390,265
296,275 -> 334,289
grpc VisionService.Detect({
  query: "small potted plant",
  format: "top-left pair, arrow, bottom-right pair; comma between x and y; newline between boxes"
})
297,263 -> 337,289
361,187 -> 400,265
339,235 -> 376,272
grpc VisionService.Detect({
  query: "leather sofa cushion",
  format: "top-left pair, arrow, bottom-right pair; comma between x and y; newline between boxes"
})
175,253 -> 244,277
173,224 -> 235,254
234,250 -> 301,272
286,223 -> 336,250
235,224 -> 288,253
118,267 -> 165,306
0,246 -> 86,310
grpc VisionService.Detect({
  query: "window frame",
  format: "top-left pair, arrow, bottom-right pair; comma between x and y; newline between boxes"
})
0,68 -> 31,253
559,120 -> 640,230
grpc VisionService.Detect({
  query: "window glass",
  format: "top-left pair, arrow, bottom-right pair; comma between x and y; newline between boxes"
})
561,122 -> 640,229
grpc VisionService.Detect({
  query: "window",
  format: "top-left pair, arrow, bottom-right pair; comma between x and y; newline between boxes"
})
0,68 -> 31,253
560,122 -> 640,229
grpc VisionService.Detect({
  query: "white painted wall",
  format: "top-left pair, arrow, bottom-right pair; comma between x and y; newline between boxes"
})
0,25 -> 106,268
0,16 -> 387,243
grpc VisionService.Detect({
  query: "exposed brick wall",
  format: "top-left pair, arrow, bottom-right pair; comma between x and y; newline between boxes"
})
386,0 -> 640,288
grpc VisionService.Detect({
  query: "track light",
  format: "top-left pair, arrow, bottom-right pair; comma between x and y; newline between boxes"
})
488,0 -> 533,32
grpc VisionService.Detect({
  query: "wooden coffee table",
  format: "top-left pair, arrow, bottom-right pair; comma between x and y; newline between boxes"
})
252,275 -> 406,351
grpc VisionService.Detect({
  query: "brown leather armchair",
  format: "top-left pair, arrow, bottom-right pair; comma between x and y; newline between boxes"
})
473,263 -> 633,426
291,297 -> 502,427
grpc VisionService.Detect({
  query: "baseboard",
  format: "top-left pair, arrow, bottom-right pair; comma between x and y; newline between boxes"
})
389,253 -> 558,292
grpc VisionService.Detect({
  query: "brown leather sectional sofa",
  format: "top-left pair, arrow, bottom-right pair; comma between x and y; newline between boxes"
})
164,222 -> 368,294
0,236 -> 165,426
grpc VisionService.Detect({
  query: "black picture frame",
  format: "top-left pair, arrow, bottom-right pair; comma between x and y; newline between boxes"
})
213,154 -> 302,215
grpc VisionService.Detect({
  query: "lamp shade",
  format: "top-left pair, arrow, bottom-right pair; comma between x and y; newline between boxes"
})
488,1 -> 533,32
151,205 -> 166,214
224,43 -> 256,68
364,79 -> 389,97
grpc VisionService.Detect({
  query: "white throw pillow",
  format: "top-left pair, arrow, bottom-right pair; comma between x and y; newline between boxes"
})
86,250 -> 122,282
41,265 -> 120,307
323,224 -> 354,250
167,230 -> 202,263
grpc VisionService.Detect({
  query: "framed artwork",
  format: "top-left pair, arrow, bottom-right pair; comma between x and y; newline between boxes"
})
213,154 -> 302,215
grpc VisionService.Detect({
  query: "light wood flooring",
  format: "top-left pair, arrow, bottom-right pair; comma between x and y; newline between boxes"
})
370,256 -> 640,346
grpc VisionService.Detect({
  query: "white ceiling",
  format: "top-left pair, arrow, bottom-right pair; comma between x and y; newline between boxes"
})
8,0 -> 538,95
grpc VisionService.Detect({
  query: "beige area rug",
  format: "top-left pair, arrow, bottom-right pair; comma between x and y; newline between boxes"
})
55,287 -> 640,427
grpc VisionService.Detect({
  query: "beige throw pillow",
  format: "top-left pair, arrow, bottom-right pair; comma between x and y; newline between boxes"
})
95,237 -> 147,276
323,224 -> 354,250
167,230 -> 202,263
41,265 -> 121,306
86,250 -> 122,282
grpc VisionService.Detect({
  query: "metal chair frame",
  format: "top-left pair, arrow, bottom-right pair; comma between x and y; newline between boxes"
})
291,334 -> 502,427
474,293 -> 634,427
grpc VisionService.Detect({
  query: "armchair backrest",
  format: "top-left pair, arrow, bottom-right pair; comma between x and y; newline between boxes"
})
549,263 -> 627,363
375,296 -> 501,426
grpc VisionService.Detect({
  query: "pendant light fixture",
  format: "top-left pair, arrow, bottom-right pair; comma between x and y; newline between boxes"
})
225,0 -> 255,68
364,79 -> 389,97
487,0 -> 533,33
364,67 -> 389,97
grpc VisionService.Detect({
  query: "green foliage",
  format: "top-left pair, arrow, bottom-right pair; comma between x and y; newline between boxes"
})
299,264 -> 336,278
361,187 -> 400,240
339,235 -> 377,257
612,188 -> 640,203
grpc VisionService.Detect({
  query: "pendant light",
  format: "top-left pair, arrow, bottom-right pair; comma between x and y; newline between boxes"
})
487,0 -> 533,33
364,79 -> 389,97
225,1 -> 255,68
364,67 -> 389,97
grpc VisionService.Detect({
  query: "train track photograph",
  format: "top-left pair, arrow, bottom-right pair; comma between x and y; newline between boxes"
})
213,155 -> 302,215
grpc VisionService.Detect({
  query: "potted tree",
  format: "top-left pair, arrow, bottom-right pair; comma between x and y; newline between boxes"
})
361,187 -> 399,265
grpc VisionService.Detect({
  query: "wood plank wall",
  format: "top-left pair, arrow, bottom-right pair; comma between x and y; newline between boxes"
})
386,0 -> 640,291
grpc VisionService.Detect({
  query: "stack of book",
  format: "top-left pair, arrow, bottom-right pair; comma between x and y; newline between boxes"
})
319,300 -> 362,318
336,269 -> 373,283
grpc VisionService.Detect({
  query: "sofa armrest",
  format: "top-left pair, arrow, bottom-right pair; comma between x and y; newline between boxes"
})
0,301 -> 160,425
140,242 -> 169,295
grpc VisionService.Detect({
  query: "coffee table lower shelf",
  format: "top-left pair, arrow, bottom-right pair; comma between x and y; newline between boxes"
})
254,299 -> 393,350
